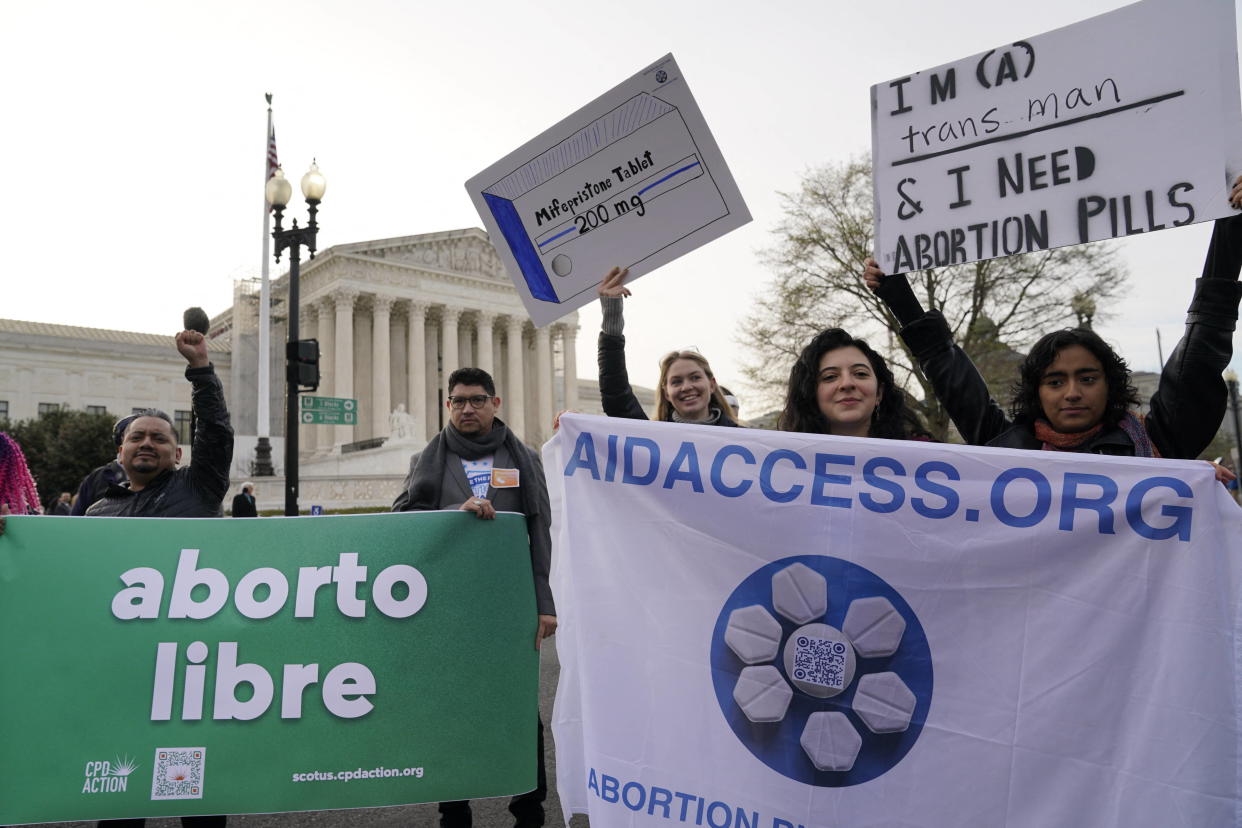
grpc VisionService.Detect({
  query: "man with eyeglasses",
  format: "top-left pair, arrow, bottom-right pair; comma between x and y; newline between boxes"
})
392,366 -> 555,828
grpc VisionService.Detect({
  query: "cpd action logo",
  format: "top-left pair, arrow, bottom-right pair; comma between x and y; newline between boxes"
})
709,555 -> 932,786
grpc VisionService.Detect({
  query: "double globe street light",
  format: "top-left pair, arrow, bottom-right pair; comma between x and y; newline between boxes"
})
265,161 -> 326,516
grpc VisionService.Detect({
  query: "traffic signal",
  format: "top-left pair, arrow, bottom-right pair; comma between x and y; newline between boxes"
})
287,338 -> 320,392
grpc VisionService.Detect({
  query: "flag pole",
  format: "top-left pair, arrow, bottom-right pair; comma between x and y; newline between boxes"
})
254,92 -> 276,476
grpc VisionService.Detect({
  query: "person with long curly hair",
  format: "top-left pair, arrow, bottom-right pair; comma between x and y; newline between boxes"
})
779,328 -> 927,440
0,431 -> 41,516
861,177 -> 1242,460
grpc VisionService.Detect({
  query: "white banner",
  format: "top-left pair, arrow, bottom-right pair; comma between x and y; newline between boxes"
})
546,415 -> 1242,828
871,0 -> 1242,274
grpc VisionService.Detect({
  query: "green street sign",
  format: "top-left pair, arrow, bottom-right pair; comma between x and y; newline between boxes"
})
301,396 -> 358,424
300,409 -> 357,425
301,396 -> 357,412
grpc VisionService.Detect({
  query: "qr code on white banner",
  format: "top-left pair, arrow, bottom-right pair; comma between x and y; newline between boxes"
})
150,747 -> 206,800
792,635 -> 847,691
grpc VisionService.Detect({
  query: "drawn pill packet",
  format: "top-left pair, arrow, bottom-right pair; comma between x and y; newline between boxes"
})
482,91 -> 729,307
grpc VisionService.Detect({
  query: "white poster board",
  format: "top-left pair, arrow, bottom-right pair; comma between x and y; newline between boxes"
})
871,0 -> 1242,274
467,54 -> 750,327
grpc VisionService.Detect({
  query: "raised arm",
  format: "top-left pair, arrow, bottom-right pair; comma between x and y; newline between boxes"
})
596,267 -> 650,421
1144,177 -> 1242,458
177,330 -> 234,505
864,259 -> 1014,445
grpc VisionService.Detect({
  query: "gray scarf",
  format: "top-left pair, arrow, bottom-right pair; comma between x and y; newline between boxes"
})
671,406 -> 723,425
398,418 -> 542,516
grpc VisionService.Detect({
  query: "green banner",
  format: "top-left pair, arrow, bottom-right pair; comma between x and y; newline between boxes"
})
0,512 -> 538,823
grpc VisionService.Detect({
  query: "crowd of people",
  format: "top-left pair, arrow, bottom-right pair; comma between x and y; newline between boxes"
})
0,183 -> 1239,827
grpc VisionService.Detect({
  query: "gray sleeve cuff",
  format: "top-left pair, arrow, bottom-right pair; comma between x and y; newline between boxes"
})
600,296 -> 625,336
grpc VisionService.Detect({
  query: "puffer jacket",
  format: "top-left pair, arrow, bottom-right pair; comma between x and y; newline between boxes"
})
87,365 -> 234,517
881,216 -> 1242,459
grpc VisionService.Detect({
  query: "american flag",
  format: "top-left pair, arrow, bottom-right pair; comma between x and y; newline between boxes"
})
266,121 -> 279,181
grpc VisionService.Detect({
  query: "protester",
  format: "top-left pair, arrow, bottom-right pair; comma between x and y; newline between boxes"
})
861,177 -> 1242,460
70,414 -> 135,515
88,329 -> 233,828
0,431 -> 41,518
392,366 -> 554,828
230,482 -> 257,517
597,266 -> 739,426
779,328 -> 926,439
51,491 -> 72,515
87,332 -> 233,519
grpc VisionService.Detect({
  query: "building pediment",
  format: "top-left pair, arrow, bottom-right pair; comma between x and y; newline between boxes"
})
335,229 -> 507,283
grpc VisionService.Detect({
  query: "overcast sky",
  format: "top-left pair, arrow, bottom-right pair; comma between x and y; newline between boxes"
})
3,0 -> 1239,411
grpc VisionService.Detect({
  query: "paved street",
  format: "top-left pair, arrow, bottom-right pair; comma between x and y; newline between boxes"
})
20,641 -> 587,828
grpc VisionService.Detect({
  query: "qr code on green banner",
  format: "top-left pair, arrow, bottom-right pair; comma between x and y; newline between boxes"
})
150,747 -> 206,800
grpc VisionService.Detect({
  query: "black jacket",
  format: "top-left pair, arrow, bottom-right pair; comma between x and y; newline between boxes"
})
597,332 -> 741,426
392,437 -> 555,616
87,365 -> 234,517
881,217 -> 1242,459
231,492 -> 257,517
71,460 -> 126,515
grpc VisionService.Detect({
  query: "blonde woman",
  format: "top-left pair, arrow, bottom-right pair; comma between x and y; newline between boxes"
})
596,267 -> 739,427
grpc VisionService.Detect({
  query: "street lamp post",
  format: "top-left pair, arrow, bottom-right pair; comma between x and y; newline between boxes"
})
265,161 -> 327,516
1227,369 -> 1242,478
1071,292 -> 1097,330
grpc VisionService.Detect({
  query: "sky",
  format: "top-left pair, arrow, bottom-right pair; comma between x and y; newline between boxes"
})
2,0 -> 1239,414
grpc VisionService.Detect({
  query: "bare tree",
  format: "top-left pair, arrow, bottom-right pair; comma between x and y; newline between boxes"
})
742,156 -> 1128,439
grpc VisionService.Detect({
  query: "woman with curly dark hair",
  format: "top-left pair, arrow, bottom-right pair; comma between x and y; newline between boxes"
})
860,177 -> 1242,459
779,328 -> 924,439
1006,328 -> 1151,451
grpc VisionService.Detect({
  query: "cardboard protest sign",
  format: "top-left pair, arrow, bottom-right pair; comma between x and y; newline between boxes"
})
0,512 -> 538,823
871,0 -> 1242,274
467,54 -> 750,327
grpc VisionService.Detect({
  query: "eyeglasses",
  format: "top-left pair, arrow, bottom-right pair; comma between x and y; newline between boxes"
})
448,395 -> 493,410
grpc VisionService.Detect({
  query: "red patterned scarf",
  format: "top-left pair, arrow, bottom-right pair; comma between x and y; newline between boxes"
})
1033,412 -> 1159,457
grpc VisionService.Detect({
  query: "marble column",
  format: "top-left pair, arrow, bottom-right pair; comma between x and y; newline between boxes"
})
353,305 -> 373,442
562,323 -> 579,411
535,325 -> 553,444
505,316 -> 527,441
406,301 -> 428,442
425,318 -> 440,432
441,306 -> 461,377
372,295 -> 393,439
458,316 -> 474,369
390,314 -> 407,411
476,312 -> 496,377
333,288 -> 358,450
316,296 -> 335,454
300,305 -> 319,456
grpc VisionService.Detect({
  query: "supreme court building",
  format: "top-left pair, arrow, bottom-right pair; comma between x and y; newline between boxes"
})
0,228 -> 654,510
217,227 -> 588,452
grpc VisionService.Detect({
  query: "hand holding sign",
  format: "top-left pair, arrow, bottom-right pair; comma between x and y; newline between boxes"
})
598,266 -> 632,299
460,496 -> 496,520
862,258 -> 884,292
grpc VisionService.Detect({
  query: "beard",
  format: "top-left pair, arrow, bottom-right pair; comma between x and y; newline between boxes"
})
128,454 -> 163,474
